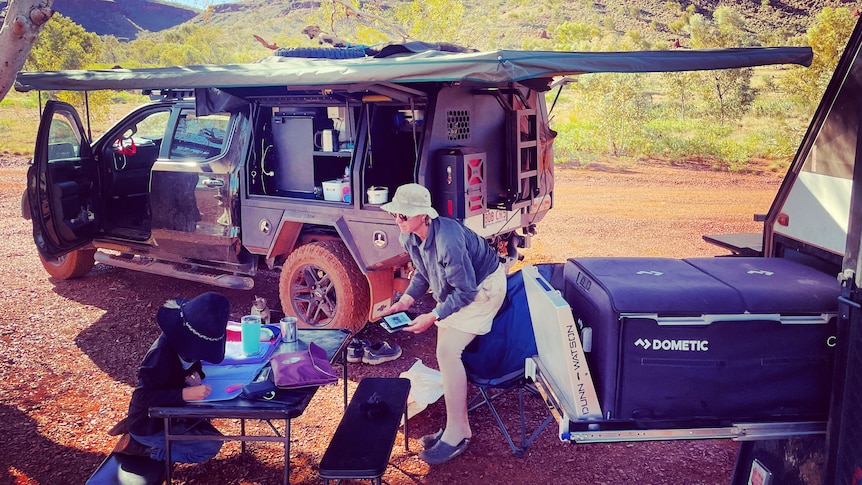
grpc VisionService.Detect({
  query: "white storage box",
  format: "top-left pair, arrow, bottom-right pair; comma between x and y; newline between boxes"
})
322,180 -> 347,202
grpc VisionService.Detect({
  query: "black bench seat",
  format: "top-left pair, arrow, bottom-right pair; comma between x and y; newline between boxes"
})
319,377 -> 411,485
86,452 -> 164,485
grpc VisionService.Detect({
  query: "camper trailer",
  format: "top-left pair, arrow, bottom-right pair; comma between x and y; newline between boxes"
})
520,18 -> 862,484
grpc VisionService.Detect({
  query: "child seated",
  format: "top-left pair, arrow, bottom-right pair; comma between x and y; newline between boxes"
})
115,291 -> 230,463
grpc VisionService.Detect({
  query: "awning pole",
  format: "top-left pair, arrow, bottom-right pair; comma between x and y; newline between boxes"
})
84,91 -> 92,141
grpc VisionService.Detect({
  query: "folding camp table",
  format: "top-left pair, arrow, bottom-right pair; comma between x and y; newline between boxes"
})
150,328 -> 351,484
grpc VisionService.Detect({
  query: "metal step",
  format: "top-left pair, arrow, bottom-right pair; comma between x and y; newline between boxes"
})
94,252 -> 254,290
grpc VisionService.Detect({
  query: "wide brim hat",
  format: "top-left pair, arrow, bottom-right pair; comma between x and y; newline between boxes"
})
157,291 -> 230,364
380,183 -> 439,219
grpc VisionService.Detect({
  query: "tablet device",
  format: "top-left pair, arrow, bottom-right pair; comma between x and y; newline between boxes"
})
380,312 -> 412,333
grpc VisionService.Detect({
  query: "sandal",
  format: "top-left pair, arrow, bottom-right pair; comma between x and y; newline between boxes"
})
420,428 -> 443,449
419,437 -> 470,465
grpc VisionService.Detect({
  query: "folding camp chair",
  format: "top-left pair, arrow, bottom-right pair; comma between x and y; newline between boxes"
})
466,368 -> 553,457
462,264 -> 560,456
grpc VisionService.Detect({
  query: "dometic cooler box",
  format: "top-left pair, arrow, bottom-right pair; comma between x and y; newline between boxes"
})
561,257 -> 839,423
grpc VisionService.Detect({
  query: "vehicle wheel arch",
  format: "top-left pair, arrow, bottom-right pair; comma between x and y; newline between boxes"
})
278,239 -> 370,332
293,229 -> 399,323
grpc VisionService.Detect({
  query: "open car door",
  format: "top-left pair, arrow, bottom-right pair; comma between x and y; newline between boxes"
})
27,100 -> 100,259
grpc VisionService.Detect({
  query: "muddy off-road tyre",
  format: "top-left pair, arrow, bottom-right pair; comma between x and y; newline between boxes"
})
279,241 -> 370,332
39,248 -> 96,280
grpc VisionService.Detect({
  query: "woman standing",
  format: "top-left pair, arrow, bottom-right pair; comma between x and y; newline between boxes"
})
382,183 -> 506,465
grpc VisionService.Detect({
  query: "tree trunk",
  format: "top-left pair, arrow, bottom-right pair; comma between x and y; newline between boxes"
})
0,0 -> 54,102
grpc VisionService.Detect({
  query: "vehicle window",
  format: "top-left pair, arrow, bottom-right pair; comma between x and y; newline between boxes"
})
800,75 -> 858,180
135,111 -> 171,140
801,126 -> 855,180
47,113 -> 81,161
107,109 -> 170,160
168,109 -> 230,160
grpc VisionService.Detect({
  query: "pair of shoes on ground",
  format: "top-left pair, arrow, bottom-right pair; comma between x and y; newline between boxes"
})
418,429 -> 470,465
347,338 -> 402,365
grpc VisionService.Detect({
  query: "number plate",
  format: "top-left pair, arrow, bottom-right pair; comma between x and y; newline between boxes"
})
483,209 -> 508,227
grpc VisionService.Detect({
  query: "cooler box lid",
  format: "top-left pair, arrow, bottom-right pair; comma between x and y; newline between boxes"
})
569,257 -> 746,315
684,257 -> 840,314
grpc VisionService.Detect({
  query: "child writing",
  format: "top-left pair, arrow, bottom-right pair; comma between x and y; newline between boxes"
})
114,291 -> 230,463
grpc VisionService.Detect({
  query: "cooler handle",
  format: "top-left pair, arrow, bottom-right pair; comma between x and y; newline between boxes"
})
621,313 -> 835,326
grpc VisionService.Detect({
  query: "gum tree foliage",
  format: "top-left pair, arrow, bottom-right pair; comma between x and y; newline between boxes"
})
25,13 -> 101,71
391,0 -> 469,46
659,70 -> 701,120
129,24 -> 241,66
98,35 -> 135,67
0,0 -> 53,102
23,13 -> 110,116
782,7 -> 857,112
553,22 -> 601,49
309,0 -> 473,48
305,1 -> 393,47
688,7 -> 756,122
553,25 -> 652,156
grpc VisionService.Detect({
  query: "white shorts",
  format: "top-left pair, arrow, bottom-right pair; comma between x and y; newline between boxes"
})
435,264 -> 507,336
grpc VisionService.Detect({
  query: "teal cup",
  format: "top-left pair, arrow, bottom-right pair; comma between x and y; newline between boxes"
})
241,314 -> 262,355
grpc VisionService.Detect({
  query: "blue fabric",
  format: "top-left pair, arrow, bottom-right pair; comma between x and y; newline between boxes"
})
462,264 -> 555,381
131,419 -> 222,463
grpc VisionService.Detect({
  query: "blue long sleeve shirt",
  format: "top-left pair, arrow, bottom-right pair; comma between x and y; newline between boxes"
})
401,217 -> 500,320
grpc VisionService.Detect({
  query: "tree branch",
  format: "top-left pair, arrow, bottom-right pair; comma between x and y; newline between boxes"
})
329,0 -> 411,43
0,0 -> 54,101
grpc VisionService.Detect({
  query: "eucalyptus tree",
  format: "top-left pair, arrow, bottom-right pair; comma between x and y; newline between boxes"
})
0,0 -> 53,102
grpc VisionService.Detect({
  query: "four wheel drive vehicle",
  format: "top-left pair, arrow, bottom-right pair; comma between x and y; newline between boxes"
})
16,42 -> 813,331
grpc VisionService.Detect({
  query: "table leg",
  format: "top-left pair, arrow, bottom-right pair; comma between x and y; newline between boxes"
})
342,346 -> 348,410
284,418 -> 291,485
241,418 -> 246,454
163,417 -> 173,484
404,400 -> 409,452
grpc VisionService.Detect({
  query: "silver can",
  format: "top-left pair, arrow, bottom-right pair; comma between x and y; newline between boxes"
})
280,316 -> 297,343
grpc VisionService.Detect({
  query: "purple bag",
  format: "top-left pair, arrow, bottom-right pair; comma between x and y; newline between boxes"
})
270,342 -> 339,389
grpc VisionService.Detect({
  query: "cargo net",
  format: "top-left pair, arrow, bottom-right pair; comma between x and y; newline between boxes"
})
836,311 -> 862,482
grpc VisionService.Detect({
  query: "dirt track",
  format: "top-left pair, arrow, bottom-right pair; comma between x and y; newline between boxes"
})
0,156 -> 781,484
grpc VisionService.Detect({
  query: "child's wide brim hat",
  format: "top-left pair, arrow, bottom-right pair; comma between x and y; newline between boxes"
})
157,291 -> 230,364
380,183 -> 439,219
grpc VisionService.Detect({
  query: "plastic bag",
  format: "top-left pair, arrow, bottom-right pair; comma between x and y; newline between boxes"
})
398,359 -> 443,419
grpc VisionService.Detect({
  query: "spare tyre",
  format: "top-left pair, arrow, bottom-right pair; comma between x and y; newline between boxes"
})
274,47 -> 366,59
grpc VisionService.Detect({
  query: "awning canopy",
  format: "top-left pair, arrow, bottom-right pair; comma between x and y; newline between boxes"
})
15,45 -> 813,93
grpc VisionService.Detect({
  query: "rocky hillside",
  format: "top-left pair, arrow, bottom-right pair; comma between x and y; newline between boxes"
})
175,0 -> 862,50
3,0 -> 861,46
1,0 -> 198,39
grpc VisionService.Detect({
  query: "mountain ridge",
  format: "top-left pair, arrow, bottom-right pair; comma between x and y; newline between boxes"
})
4,0 -> 861,48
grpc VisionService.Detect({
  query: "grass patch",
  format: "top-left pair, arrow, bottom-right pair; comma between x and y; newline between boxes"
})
0,94 -> 148,157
